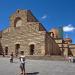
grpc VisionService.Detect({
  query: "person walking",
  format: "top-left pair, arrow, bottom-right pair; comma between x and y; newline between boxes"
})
19,51 -> 26,75
10,52 -> 14,63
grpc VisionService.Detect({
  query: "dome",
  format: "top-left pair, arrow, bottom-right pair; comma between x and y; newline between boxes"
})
50,28 -> 59,38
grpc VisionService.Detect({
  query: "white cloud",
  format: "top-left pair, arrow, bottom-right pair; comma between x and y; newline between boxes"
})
41,14 -> 47,19
63,24 -> 75,32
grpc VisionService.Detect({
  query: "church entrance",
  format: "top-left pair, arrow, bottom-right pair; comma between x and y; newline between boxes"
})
5,47 -> 8,55
30,44 -> 34,55
15,44 -> 20,56
0,43 -> 3,55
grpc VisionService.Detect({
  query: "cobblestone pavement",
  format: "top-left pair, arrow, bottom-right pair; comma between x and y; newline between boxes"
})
0,57 -> 75,75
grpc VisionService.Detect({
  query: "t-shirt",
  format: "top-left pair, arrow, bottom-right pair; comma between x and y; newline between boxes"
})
20,55 -> 25,64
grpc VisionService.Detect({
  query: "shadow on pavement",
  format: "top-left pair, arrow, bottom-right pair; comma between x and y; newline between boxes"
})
26,72 -> 39,75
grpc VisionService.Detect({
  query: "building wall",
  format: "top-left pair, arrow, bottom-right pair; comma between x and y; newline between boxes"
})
54,38 -> 69,56
69,44 -> 75,56
45,33 -> 61,55
1,22 -> 46,55
1,9 -> 61,56
1,27 -> 46,55
1,10 -> 46,56
54,38 -> 75,57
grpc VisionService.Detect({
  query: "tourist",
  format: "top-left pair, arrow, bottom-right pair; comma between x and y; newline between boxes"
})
68,55 -> 73,62
10,52 -> 14,63
2,51 -> 5,57
19,51 -> 25,75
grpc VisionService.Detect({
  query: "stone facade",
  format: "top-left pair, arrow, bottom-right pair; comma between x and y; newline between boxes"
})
0,9 -> 61,56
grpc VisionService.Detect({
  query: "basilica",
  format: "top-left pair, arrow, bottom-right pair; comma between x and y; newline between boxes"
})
0,9 -> 75,57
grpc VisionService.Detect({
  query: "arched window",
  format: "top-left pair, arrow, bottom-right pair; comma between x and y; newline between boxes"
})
14,17 -> 22,27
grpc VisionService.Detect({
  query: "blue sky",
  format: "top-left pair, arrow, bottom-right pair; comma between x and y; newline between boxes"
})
0,0 -> 75,43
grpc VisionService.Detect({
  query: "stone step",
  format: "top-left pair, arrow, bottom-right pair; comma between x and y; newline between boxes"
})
25,55 -> 65,61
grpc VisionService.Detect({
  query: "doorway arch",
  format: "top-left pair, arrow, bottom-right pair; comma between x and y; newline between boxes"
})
15,44 -> 20,56
30,44 -> 34,55
5,46 -> 8,55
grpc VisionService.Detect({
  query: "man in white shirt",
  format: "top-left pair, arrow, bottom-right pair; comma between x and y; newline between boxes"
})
19,51 -> 25,74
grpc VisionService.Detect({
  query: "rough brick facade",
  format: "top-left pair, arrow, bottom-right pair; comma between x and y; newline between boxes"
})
1,9 -> 61,56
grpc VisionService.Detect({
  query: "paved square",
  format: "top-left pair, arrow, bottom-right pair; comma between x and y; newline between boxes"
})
0,57 -> 75,75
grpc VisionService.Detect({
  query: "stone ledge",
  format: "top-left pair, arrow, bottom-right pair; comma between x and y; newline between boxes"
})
25,55 -> 65,61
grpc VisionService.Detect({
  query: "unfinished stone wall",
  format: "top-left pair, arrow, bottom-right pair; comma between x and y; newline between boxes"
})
2,23 -> 46,56
1,9 -> 61,56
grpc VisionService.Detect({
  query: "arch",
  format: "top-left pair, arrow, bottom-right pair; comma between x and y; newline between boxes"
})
15,43 -> 20,57
5,46 -> 8,55
29,42 -> 36,45
14,17 -> 22,27
30,44 -> 35,55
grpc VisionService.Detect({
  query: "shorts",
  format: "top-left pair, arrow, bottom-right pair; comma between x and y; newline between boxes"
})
20,63 -> 25,70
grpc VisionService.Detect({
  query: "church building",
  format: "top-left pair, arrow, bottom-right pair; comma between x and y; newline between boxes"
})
0,9 -> 61,56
